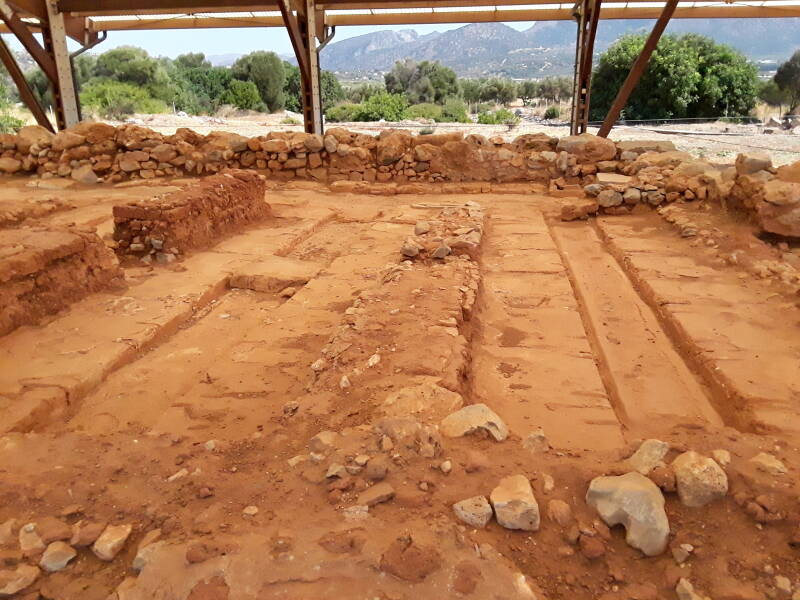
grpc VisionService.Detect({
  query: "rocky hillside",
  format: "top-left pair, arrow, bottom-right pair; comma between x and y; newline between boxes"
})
320,19 -> 800,78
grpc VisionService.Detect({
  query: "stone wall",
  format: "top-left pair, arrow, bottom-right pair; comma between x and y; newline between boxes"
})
112,169 -> 269,264
0,122 -> 669,187
0,226 -> 122,336
728,153 -> 800,238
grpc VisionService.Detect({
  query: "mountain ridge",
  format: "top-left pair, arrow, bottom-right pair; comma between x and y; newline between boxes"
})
318,19 -> 800,78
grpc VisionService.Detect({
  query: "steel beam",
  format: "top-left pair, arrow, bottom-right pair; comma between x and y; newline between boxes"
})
43,0 -> 81,128
0,35 -> 53,131
279,0 -> 323,134
306,0 -> 322,134
570,0 -> 600,135
597,0 -> 679,137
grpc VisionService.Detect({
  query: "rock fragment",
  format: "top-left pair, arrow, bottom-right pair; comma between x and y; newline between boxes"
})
309,430 -> 339,453
711,449 -> 731,467
357,482 -> 395,507
70,520 -> 106,547
380,536 -> 441,582
626,439 -> 669,474
676,578 -> 711,600
18,523 -> 44,557
93,524 -> 132,561
586,472 -> 669,556
453,496 -> 493,529
39,542 -> 76,572
440,404 -> 508,441
546,499 -> 573,527
750,452 -> 787,475
522,428 -> 550,453
0,564 -> 39,597
672,451 -> 728,507
490,475 -> 540,531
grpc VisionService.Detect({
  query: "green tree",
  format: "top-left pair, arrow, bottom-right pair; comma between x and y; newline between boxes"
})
775,50 -> 800,111
385,59 -> 459,104
282,63 -> 344,113
479,78 -> 518,105
683,34 -> 758,117
232,51 -> 285,111
221,79 -> 264,111
345,82 -> 384,103
94,46 -> 160,86
519,80 -> 540,106
591,34 -> 757,120
73,54 -> 97,89
175,52 -> 211,70
759,80 -> 790,110
538,76 -> 571,103
460,79 -> 482,106
25,68 -> 52,108
182,65 -> 233,112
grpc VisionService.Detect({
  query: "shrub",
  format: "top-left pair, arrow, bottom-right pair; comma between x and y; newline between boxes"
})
0,113 -> 24,133
325,102 -> 359,122
406,103 -> 442,121
477,108 -> 518,125
440,97 -> 470,123
80,79 -> 167,118
543,105 -> 560,120
281,116 -> 300,125
352,92 -> 408,122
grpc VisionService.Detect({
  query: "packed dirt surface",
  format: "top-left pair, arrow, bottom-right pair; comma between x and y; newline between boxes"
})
2,173 -> 800,600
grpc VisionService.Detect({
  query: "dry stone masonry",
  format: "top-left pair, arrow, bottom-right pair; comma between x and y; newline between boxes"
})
1,121 -> 798,241
112,169 -> 269,263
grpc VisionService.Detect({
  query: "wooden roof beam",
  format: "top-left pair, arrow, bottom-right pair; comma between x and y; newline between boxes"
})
58,0 -> 278,16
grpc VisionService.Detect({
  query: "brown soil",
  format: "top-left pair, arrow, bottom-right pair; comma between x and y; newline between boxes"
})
1,176 -> 800,600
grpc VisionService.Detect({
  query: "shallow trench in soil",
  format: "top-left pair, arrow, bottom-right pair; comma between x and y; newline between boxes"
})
2,179 -> 800,600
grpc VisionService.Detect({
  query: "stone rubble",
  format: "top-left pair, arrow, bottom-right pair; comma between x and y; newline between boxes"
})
439,403 -> 509,441
586,472 -> 670,556
92,524 -> 132,561
672,450 -> 729,507
626,439 -> 670,474
39,541 -> 77,572
453,496 -> 494,529
489,475 -> 540,531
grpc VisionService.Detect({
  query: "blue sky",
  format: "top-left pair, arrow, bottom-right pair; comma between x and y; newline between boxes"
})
60,22 -> 535,59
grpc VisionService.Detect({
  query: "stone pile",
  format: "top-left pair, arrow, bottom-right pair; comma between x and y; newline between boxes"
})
112,169 -> 269,263
401,202 -> 484,261
0,225 -> 122,336
0,517 -> 135,597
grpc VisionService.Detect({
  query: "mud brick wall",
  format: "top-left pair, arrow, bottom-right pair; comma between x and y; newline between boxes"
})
112,169 -> 269,262
0,226 -> 122,336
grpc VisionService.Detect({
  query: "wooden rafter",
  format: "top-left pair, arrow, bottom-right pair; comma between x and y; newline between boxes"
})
0,1 -> 58,82
0,35 -> 53,131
